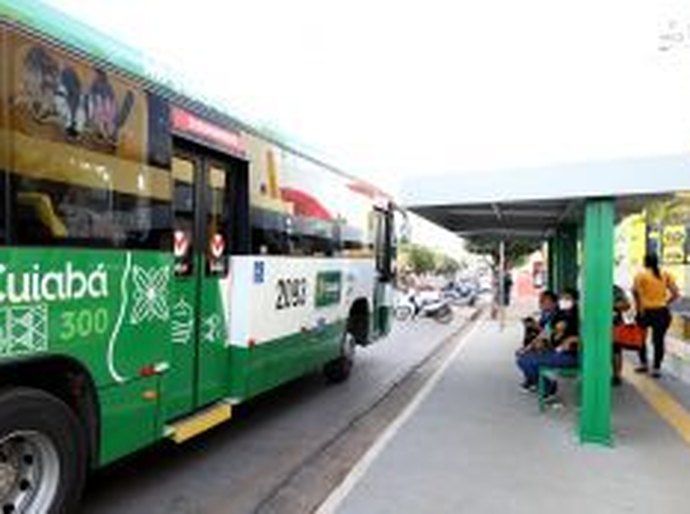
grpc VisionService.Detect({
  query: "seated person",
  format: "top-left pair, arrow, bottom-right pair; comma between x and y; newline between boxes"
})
520,290 -> 558,348
517,289 -> 580,395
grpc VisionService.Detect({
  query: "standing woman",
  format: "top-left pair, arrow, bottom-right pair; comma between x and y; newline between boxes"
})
633,253 -> 680,378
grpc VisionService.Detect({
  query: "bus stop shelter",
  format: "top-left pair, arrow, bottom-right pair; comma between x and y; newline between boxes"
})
400,155 -> 690,445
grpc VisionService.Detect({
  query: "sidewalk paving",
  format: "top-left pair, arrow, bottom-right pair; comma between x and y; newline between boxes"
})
333,317 -> 690,514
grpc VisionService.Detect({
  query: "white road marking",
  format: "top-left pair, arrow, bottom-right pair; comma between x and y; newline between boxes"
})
315,318 -> 484,514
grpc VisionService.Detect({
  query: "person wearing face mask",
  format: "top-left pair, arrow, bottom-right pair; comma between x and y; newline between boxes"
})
516,289 -> 580,396
552,289 -> 580,348
557,295 -> 575,317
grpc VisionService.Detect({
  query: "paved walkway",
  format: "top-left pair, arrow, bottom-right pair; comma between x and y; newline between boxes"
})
328,317 -> 690,514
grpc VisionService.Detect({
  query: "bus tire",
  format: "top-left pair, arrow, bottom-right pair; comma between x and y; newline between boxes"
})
0,387 -> 87,514
324,331 -> 356,384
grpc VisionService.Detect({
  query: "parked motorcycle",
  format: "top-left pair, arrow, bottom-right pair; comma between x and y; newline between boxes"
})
394,290 -> 454,324
441,280 -> 478,307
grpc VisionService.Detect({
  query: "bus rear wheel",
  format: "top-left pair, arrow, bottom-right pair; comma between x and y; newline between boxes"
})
0,388 -> 86,514
324,331 -> 356,383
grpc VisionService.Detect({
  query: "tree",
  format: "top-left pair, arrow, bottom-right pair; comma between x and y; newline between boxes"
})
464,237 -> 541,268
406,244 -> 437,275
436,254 -> 461,277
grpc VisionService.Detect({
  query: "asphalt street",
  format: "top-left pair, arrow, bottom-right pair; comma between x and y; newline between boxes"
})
81,306 -> 477,514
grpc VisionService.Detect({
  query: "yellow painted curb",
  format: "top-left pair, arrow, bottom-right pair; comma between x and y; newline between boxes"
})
623,363 -> 690,446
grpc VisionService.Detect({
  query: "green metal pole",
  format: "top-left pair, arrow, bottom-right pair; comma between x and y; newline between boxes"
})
552,236 -> 562,293
580,199 -> 615,446
555,227 -> 565,293
577,223 -> 584,292
560,224 -> 579,291
554,227 -> 566,293
547,238 -> 556,291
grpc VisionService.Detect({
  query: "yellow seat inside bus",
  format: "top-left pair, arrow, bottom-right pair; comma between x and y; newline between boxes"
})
16,191 -> 68,238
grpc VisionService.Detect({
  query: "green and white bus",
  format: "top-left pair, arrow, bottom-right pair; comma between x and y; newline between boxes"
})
0,2 -> 398,511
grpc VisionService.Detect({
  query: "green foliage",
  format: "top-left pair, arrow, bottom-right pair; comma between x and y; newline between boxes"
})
398,243 -> 462,276
404,244 -> 437,274
464,237 -> 541,268
436,254 -> 461,276
646,197 -> 690,226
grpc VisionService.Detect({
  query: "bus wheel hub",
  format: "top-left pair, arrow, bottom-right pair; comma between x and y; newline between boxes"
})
0,432 -> 61,513
0,448 -> 19,501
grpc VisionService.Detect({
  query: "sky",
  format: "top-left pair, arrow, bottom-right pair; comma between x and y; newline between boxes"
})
42,0 -> 690,256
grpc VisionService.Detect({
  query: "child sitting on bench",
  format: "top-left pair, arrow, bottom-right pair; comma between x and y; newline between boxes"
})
521,290 -> 558,348
517,289 -> 580,395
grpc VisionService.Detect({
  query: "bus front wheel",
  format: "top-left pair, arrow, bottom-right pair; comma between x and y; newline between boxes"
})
324,331 -> 356,383
0,387 -> 87,514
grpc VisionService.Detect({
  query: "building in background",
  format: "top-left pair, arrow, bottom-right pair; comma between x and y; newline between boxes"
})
614,193 -> 690,382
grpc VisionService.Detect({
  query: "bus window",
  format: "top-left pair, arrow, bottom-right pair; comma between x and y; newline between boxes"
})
250,207 -> 290,255
342,225 -> 367,256
7,39 -> 171,249
9,173 -> 171,249
206,163 -> 228,275
173,156 -> 195,275
290,216 -> 337,257
250,207 -> 340,257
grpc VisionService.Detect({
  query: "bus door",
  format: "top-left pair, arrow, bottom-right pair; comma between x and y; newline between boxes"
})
373,207 -> 395,337
166,147 -> 243,419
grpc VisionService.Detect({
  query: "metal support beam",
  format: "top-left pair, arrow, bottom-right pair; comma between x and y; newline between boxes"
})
498,240 -> 506,330
455,228 -> 548,239
556,199 -> 581,225
556,224 -> 579,292
547,237 -> 556,291
580,198 -> 615,446
491,203 -> 503,222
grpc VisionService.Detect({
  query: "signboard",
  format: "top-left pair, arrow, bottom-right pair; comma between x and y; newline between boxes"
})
207,233 -> 227,275
171,107 -> 245,158
662,225 -> 686,265
10,33 -> 147,163
210,234 -> 225,260
173,230 -> 192,275
174,230 -> 190,258
315,271 -> 342,308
